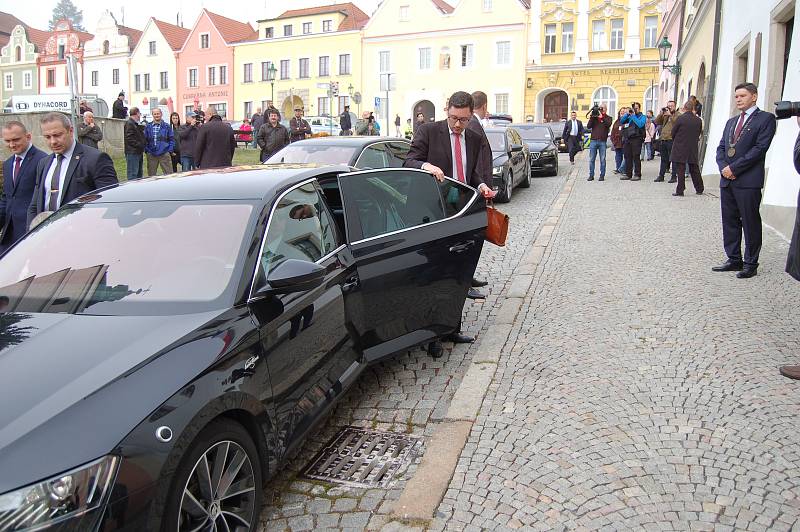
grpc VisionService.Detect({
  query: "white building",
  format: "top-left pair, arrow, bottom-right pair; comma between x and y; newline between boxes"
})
83,12 -> 142,116
701,0 -> 797,238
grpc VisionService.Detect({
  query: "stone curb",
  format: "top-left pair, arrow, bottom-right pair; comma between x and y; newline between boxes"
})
389,159 -> 581,524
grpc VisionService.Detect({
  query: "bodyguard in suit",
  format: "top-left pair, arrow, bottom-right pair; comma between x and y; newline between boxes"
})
562,111 -> 585,164
28,112 -> 118,227
670,101 -> 705,196
0,121 -> 47,252
714,83 -> 777,278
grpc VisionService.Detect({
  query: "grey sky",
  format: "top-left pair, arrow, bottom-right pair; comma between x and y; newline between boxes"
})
11,0 -> 381,32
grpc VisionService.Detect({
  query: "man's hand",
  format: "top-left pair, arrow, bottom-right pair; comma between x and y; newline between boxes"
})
422,162 -> 445,181
721,165 -> 736,180
478,183 -> 496,199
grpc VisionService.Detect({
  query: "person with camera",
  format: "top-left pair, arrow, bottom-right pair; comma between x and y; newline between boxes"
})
177,112 -> 199,170
654,101 -> 678,182
620,102 -> 646,181
586,103 -> 612,181
670,101 -> 704,196
355,111 -> 379,136
780,116 -> 800,379
713,82 -> 777,279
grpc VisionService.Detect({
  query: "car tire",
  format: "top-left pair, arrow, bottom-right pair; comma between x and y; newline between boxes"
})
161,419 -> 263,532
498,172 -> 512,203
548,161 -> 559,176
520,161 -> 531,188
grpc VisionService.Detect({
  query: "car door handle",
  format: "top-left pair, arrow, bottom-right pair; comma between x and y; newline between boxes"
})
342,275 -> 360,292
449,240 -> 475,253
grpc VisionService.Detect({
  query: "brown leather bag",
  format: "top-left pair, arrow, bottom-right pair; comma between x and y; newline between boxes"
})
485,200 -> 509,247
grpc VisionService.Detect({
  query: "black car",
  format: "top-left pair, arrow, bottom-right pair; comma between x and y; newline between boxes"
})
541,122 -> 568,152
485,126 -> 530,203
266,136 -> 411,169
0,164 -> 486,531
512,123 -> 559,177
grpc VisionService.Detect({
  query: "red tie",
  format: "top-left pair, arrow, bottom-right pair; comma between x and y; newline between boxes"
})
733,112 -> 746,142
453,132 -> 465,183
13,156 -> 21,186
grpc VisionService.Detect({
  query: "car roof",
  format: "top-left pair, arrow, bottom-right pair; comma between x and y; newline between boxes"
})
285,136 -> 410,147
510,123 -> 550,129
82,164 -> 353,203
484,127 -> 514,133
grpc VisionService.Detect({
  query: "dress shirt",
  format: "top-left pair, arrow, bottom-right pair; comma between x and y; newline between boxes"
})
43,140 -> 77,210
447,124 -> 467,183
570,119 -> 578,136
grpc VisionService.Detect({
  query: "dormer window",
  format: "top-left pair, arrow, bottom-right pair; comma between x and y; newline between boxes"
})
265,27 -> 273,38
322,20 -> 332,32
200,33 -> 209,49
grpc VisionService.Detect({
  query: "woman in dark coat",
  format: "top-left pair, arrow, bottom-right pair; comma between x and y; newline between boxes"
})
779,122 -> 800,380
169,112 -> 181,172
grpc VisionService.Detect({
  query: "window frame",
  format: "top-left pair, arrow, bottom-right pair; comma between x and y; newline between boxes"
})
148,40 -> 156,55
496,40 -> 511,66
592,20 -> 607,51
319,55 -> 330,77
302,22 -> 312,34
243,62 -> 253,83
610,18 -> 624,50
643,16 -> 658,48
200,33 -> 210,49
544,24 -> 557,54
561,22 -> 574,53
160,71 -> 168,90
339,54 -> 351,75
298,57 -> 310,79
419,47 -> 432,70
188,67 -> 198,88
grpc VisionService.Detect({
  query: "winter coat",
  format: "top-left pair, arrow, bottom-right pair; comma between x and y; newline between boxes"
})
257,123 -> 290,161
124,118 -> 146,155
144,121 -> 174,157
77,122 -> 103,149
178,123 -> 199,158
194,116 -> 236,169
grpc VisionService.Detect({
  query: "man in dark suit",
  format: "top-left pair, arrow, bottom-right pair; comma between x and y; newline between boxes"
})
404,91 -> 496,357
670,101 -> 705,196
562,111 -> 585,164
28,113 -> 118,227
194,110 -> 236,169
713,82 -> 777,278
0,121 -> 47,252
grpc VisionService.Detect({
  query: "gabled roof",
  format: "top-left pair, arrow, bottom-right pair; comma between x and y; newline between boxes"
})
117,24 -> 143,51
152,18 -> 190,51
204,10 -> 257,44
25,27 -> 50,51
269,2 -> 370,31
0,12 -> 30,48
430,0 -> 455,14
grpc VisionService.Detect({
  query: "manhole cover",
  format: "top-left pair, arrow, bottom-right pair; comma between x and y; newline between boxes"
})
301,427 -> 423,488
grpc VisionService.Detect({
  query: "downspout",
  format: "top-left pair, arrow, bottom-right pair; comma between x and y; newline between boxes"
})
699,0 -> 724,164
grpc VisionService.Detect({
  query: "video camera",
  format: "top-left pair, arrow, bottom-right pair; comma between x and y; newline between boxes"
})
587,102 -> 601,119
775,101 -> 800,120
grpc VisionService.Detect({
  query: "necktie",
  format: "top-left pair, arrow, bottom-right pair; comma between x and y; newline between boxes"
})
48,154 -> 64,211
733,112 -> 746,143
13,156 -> 21,186
453,132 -> 465,183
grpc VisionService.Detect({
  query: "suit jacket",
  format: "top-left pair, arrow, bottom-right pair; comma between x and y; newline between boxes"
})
194,117 -> 236,169
716,108 -> 777,189
28,142 -> 118,227
465,116 -> 492,187
670,111 -> 703,164
562,119 -> 585,139
403,120 -> 484,189
0,145 -> 47,250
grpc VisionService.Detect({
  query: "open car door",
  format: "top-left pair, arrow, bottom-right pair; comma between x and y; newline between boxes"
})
337,168 -> 487,363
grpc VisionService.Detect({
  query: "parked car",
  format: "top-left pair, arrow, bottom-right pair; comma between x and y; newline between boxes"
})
541,122 -> 568,152
486,113 -> 513,127
266,136 -> 412,169
484,126 -> 530,203
0,164 -> 486,532
304,115 -> 339,136
511,123 -> 559,177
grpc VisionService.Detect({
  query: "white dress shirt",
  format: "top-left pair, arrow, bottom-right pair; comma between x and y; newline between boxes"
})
570,119 -> 578,136
43,140 -> 77,210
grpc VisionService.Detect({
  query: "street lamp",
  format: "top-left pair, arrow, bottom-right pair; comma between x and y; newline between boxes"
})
347,84 -> 354,97
267,63 -> 278,105
657,37 -> 681,75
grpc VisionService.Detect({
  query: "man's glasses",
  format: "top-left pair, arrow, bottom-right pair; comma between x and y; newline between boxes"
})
447,115 -> 471,124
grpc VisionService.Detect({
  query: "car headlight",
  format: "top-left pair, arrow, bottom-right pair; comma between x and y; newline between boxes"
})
492,166 -> 503,176
546,149 -> 558,156
0,455 -> 118,532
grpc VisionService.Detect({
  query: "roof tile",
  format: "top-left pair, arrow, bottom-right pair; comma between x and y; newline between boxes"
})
274,2 -> 369,31
204,10 -> 258,44
153,18 -> 190,51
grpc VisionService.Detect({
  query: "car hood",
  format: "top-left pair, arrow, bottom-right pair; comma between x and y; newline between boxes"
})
0,310 -> 222,493
492,152 -> 509,166
525,141 -> 554,152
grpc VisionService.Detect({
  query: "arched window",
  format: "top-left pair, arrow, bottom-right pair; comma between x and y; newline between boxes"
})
592,86 -> 617,118
644,85 -> 659,113
102,40 -> 109,55
14,46 -> 21,62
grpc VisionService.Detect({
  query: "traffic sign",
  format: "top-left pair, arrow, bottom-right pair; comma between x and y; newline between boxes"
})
331,81 -> 339,97
374,97 -> 381,107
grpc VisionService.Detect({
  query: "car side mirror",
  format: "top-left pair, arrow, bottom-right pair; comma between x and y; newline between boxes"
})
250,259 -> 326,300
509,143 -> 523,153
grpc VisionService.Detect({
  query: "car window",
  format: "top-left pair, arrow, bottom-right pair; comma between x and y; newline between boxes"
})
258,182 -> 337,281
486,131 -> 506,151
518,127 -> 551,140
266,144 -> 360,165
341,170 -> 446,241
354,143 -> 390,169
385,142 -> 410,167
439,179 -> 476,218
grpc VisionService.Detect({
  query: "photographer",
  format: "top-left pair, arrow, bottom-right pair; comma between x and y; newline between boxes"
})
620,102 -> 646,181
780,115 -> 800,379
654,101 -> 678,182
355,111 -> 379,136
586,103 -> 612,181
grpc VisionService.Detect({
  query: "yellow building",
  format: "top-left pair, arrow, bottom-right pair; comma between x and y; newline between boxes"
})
362,0 -> 530,128
526,0 -> 663,122
675,0 -> 716,111
233,3 -> 367,121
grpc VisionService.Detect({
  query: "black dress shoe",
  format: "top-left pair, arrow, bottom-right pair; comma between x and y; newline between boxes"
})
672,192 -> 683,196
654,177 -> 664,182
587,177 -> 594,181
696,190 -> 704,195
445,332 -> 475,344
598,176 -> 605,181
427,341 -> 443,358
467,288 -> 486,300
711,260 -> 744,272
667,178 -> 677,183
631,176 -> 641,181
620,176 -> 631,180
736,267 -> 757,279
471,277 -> 488,287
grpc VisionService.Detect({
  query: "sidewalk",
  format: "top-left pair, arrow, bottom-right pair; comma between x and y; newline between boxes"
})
434,154 -> 800,530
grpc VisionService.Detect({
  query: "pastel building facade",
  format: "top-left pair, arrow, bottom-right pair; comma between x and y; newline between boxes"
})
38,19 -> 93,96
0,24 -> 48,107
83,11 -> 141,110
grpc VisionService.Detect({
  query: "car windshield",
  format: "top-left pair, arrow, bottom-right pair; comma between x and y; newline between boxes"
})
486,132 -> 506,152
518,128 -> 551,141
266,144 -> 360,165
0,201 -> 255,316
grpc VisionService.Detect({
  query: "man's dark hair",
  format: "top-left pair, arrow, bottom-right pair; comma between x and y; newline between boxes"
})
735,82 -> 758,95
268,110 -> 279,118
447,91 -> 474,112
471,91 -> 487,110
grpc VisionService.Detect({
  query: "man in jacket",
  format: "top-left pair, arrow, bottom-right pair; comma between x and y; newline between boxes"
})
178,112 -> 199,170
0,121 -> 47,251
194,110 -> 236,169
144,108 -> 174,176
654,101 -> 678,182
28,113 -> 118,226
340,105 -> 352,135
713,82 -> 777,279
77,111 -> 103,149
620,102 -> 646,181
250,108 -> 263,148
586,104 -> 612,181
289,107 -> 311,142
257,110 -> 290,162
124,107 -> 146,180
562,111 -> 585,165
112,92 -> 128,119
670,101 -> 705,196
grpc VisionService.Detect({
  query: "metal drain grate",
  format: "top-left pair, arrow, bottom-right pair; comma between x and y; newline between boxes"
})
301,427 -> 423,488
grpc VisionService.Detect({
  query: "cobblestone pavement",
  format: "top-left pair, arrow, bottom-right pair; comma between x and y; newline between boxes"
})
436,157 -> 800,531
257,160 -> 570,530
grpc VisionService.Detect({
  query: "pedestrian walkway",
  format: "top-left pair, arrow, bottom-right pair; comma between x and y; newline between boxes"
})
436,156 -> 800,531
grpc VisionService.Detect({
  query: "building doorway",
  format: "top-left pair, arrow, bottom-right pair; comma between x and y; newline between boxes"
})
543,91 -> 568,122
413,99 -> 435,133
282,95 -> 304,118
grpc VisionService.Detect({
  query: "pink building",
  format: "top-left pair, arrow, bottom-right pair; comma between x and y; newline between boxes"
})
38,19 -> 93,95
657,0 -> 684,107
176,9 -> 256,120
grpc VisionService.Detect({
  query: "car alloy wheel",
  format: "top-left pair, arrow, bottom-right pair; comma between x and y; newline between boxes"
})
521,161 -> 531,188
505,171 -> 513,201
